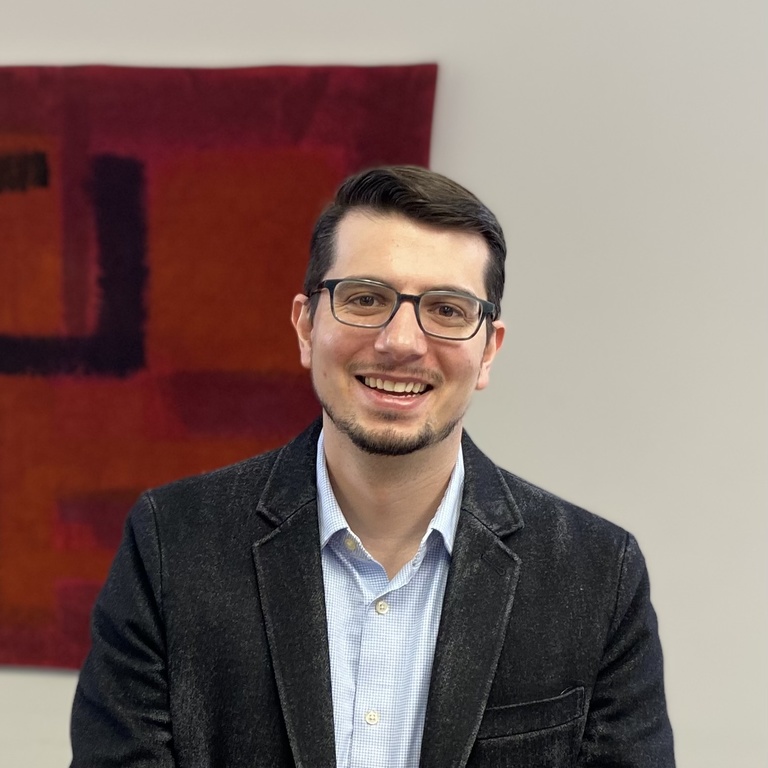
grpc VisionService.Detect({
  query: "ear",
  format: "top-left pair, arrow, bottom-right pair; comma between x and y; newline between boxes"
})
475,320 -> 505,391
291,294 -> 313,370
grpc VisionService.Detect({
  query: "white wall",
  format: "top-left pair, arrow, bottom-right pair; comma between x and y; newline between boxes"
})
1,2 -> 766,766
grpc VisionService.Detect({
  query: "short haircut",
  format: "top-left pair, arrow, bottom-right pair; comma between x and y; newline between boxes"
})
304,166 -> 506,321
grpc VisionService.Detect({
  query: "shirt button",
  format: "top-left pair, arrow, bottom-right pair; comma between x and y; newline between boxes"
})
375,600 -> 389,615
364,710 -> 380,725
344,537 -> 357,552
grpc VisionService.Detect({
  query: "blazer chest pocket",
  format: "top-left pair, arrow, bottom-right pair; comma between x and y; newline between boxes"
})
476,686 -> 585,740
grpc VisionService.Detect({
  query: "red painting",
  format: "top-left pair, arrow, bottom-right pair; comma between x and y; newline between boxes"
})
0,64 -> 437,667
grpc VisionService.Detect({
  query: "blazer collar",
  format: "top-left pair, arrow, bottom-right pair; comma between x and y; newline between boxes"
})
459,429 -> 524,537
254,420 -> 524,535
253,419 -> 322,527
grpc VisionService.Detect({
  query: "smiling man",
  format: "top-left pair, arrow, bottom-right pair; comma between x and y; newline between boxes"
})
71,166 -> 675,767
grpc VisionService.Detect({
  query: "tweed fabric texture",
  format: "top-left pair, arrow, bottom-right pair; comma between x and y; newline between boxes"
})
71,419 -> 675,767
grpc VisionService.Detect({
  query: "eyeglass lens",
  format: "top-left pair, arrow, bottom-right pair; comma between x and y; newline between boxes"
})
331,280 -> 483,339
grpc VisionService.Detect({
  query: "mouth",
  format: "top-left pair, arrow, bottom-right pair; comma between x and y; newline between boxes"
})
357,376 -> 433,396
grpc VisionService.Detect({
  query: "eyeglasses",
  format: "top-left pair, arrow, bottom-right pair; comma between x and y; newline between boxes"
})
309,278 -> 498,341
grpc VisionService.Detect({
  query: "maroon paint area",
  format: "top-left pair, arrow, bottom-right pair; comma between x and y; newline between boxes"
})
0,63 -> 437,668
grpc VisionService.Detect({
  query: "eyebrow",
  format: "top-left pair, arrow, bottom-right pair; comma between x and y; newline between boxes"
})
342,275 -> 482,300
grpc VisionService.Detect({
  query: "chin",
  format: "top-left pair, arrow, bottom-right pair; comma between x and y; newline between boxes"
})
322,405 -> 461,457
347,426 -> 438,456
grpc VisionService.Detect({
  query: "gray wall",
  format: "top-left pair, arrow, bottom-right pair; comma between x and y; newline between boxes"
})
1,1 -> 766,766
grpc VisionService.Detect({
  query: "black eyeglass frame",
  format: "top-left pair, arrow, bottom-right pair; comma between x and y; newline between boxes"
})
309,278 -> 499,341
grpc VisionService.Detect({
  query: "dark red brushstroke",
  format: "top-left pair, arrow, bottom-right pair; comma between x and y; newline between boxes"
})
0,151 -> 49,192
159,370 -> 321,439
0,154 -> 147,376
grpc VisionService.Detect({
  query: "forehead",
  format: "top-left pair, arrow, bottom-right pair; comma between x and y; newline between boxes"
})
329,210 -> 490,295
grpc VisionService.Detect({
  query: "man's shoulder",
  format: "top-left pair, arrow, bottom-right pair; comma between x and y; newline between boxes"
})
139,420 -> 322,525
499,466 -> 629,541
151,444 -> 282,500
462,431 -> 629,542
486,462 -> 644,589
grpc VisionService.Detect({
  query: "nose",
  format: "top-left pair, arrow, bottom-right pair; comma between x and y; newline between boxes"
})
373,299 -> 428,359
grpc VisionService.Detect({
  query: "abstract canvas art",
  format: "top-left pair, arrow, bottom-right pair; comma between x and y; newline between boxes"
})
0,64 -> 436,667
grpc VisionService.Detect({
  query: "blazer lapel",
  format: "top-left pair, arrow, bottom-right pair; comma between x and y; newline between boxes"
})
251,422 -> 337,768
419,433 -> 524,768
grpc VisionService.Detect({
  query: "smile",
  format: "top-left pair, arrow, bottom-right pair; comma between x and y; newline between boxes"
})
360,377 -> 431,395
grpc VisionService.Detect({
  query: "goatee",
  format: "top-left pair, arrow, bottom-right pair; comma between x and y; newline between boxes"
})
317,398 -> 460,457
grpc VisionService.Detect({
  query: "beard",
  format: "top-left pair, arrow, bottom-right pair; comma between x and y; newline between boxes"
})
315,391 -> 462,456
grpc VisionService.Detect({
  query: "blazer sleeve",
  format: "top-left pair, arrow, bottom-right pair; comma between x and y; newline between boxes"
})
70,493 -> 175,768
577,533 -> 675,767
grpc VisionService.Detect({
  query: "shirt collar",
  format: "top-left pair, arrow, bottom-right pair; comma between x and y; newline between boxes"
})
316,429 -> 463,555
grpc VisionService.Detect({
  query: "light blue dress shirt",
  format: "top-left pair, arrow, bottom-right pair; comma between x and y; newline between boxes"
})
316,431 -> 463,768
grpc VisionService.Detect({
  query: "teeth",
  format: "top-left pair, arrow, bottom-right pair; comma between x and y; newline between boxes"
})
363,377 -> 427,394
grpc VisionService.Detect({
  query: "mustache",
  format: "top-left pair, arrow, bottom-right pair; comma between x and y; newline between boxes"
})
347,362 -> 443,387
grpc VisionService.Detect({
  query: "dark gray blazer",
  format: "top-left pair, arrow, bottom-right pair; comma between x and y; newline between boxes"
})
70,420 -> 674,767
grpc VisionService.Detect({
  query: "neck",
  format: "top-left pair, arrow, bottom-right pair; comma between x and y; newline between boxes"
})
321,421 -> 462,577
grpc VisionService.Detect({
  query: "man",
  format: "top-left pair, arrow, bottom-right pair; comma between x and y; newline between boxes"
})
70,166 -> 675,767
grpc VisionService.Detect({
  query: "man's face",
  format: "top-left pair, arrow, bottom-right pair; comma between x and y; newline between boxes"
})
292,210 -> 505,456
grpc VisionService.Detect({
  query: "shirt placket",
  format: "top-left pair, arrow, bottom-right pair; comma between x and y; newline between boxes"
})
349,580 -> 404,768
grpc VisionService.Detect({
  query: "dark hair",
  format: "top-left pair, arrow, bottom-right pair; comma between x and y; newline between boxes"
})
304,166 -> 506,321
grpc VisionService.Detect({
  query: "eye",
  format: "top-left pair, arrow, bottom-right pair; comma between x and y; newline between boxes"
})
435,303 -> 466,319
345,291 -> 388,308
421,293 -> 480,327
427,300 -> 471,322
351,293 -> 381,307
334,286 -> 394,316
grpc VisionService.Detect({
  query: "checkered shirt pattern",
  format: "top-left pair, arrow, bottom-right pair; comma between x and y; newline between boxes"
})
316,431 -> 463,768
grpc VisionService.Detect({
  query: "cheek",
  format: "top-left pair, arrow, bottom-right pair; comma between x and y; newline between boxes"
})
442,350 -> 486,390
311,326 -> 359,374
464,347 -> 493,391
